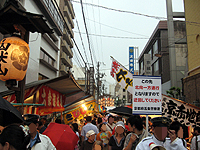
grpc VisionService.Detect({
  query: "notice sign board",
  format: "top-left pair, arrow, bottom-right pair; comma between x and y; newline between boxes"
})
132,76 -> 162,115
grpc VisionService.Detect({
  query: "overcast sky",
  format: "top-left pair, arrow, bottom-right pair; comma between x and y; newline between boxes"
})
71,0 -> 184,90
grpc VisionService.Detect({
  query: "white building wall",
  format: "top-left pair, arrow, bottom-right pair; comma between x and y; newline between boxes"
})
24,0 -> 61,82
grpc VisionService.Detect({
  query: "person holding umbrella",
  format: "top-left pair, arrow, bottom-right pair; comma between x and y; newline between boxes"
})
23,114 -> 56,150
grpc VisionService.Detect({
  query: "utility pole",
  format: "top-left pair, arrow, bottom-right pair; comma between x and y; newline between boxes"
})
85,63 -> 87,92
97,62 -> 100,103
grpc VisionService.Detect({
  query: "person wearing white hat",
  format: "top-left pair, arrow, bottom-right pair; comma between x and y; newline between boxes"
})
80,130 -> 96,150
108,124 -> 126,150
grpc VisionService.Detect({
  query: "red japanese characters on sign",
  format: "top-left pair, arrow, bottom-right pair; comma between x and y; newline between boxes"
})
132,76 -> 162,115
110,61 -> 120,77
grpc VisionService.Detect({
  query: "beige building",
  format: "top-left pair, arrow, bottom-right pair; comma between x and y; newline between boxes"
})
183,0 -> 200,106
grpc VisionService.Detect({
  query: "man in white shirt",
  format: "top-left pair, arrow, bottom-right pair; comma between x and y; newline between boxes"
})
190,126 -> 200,150
136,117 -> 187,150
81,116 -> 99,142
24,114 -> 56,150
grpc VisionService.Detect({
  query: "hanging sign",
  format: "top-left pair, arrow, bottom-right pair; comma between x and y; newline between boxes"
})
162,95 -> 200,127
132,75 -> 162,115
39,86 -> 65,115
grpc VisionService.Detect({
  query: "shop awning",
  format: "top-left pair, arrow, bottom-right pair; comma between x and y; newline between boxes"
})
0,74 -> 87,115
0,74 -> 84,98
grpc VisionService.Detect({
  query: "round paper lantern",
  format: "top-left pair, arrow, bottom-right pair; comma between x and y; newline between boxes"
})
0,37 -> 30,81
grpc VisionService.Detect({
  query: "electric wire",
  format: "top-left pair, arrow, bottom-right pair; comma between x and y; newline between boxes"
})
86,18 -> 149,37
72,0 -> 166,20
75,19 -> 89,63
91,0 -> 100,62
80,0 -> 94,67
72,0 -> 200,26
97,0 -> 103,63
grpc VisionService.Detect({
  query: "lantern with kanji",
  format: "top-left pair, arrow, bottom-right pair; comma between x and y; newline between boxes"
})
0,37 -> 30,81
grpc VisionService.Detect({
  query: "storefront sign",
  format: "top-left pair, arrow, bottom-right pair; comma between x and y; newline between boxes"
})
132,76 -> 162,115
129,47 -> 134,74
64,102 -> 98,124
162,95 -> 200,127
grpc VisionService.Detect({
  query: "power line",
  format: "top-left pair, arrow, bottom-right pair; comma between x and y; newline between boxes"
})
72,0 -> 166,20
80,0 -> 94,66
72,0 -> 200,26
97,0 -> 103,63
86,18 -> 149,37
74,31 -> 149,39
72,38 -> 87,65
75,19 -> 89,63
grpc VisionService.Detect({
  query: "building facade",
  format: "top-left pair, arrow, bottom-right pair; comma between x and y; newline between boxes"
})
183,0 -> 200,106
138,21 -> 187,95
0,0 -> 75,92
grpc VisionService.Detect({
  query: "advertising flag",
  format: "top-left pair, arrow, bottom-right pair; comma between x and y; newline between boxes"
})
110,57 -> 133,93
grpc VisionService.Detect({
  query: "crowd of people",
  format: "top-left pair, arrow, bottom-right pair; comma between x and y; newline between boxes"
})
68,114 -> 199,150
0,113 -> 199,150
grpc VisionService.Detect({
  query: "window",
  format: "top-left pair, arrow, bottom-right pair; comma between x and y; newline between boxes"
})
147,67 -> 151,70
123,89 -> 126,92
123,95 -> 126,99
40,48 -> 56,67
147,61 -> 150,64
38,73 -> 48,80
153,60 -> 159,72
153,40 -> 158,55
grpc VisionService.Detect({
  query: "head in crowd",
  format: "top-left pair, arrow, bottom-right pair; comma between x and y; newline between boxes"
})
92,140 -> 103,150
86,130 -> 96,143
127,115 -> 143,132
99,123 -> 107,132
37,121 -> 43,130
151,117 -> 171,141
71,123 -> 79,133
116,116 -> 123,122
93,114 -> 97,119
168,121 -> 183,138
0,124 -> 27,150
193,126 -> 200,136
86,116 -> 92,123
24,114 -> 40,135
92,120 -> 97,125
55,118 -> 61,124
97,117 -> 102,125
40,117 -> 47,125
115,124 -> 125,136
108,115 -> 115,124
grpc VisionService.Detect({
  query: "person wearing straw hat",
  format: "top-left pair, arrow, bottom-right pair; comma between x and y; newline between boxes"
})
135,117 -> 187,150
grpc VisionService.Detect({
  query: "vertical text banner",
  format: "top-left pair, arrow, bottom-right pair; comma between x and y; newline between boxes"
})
129,47 -> 134,74
132,76 -> 162,115
110,57 -> 133,93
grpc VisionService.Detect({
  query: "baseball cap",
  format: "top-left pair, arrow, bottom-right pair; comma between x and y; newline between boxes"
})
86,130 -> 96,138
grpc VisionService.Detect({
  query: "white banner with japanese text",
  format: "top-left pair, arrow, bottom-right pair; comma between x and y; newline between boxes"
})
110,57 -> 133,93
132,75 -> 162,115
162,95 -> 200,127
